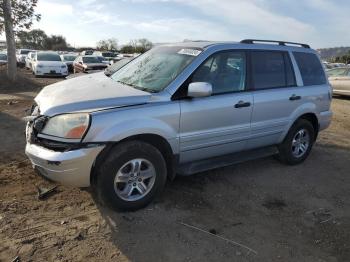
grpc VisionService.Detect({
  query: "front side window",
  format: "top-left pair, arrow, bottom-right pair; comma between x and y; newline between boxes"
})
251,51 -> 295,90
191,51 -> 246,94
0,54 -> 7,60
293,52 -> 326,86
111,46 -> 200,93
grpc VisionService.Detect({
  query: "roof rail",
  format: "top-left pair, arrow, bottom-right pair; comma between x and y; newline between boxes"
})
240,39 -> 310,48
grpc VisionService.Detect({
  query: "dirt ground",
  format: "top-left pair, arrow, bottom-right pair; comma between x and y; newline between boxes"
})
0,68 -> 349,262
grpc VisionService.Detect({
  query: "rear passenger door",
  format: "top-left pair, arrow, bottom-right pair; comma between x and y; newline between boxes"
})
247,50 -> 302,149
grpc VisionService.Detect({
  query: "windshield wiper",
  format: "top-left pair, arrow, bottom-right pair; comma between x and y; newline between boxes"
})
116,80 -> 154,92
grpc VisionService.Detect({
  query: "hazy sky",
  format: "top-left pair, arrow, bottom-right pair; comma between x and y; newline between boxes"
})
1,0 -> 349,48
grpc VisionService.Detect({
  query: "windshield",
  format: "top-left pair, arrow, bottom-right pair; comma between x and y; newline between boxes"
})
63,55 -> 77,61
20,50 -> 31,55
327,68 -> 348,77
111,46 -> 201,93
83,56 -> 100,63
97,56 -> 107,62
37,53 -> 61,61
0,54 -> 7,60
102,52 -> 115,58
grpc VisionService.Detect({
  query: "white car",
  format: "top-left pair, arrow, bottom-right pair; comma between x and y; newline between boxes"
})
32,51 -> 68,77
16,49 -> 33,67
25,51 -> 36,71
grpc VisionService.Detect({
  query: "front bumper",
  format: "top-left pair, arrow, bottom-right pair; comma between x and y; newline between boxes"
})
25,143 -> 104,187
35,67 -> 68,76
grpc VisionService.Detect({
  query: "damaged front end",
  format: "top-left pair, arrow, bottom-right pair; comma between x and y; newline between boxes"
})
24,105 -> 105,187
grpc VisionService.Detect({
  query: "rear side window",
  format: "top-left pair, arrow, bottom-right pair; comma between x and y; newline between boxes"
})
293,52 -> 326,86
251,51 -> 296,90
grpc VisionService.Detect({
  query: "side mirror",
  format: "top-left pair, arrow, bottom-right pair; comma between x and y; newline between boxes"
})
187,82 -> 212,98
79,61 -> 83,65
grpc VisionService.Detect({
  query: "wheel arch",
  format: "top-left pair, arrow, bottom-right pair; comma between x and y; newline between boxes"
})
90,133 -> 178,185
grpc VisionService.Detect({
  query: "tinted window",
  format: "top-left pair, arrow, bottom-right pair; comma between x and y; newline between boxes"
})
83,56 -> 100,63
293,52 -> 326,86
251,51 -> 295,90
63,55 -> 77,61
191,51 -> 246,94
0,54 -> 7,60
37,53 -> 61,61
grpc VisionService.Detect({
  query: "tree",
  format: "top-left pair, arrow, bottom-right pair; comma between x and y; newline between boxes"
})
44,34 -> 68,50
2,0 -> 16,81
17,29 -> 47,49
121,38 -> 153,54
137,38 -> 152,51
17,29 -> 70,50
96,38 -> 118,51
0,0 -> 40,81
120,45 -> 134,54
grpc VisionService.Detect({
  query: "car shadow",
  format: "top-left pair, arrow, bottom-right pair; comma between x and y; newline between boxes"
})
90,141 -> 350,262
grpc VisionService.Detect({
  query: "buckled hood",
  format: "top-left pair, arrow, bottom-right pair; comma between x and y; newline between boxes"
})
35,72 -> 152,116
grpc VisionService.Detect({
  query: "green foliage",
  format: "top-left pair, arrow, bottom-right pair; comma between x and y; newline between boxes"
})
17,29 -> 70,50
332,51 -> 350,64
0,0 -> 41,33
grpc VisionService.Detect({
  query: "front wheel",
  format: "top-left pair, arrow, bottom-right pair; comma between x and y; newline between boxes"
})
277,119 -> 315,165
95,141 -> 167,211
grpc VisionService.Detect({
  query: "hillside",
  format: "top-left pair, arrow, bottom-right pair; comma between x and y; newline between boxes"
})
317,47 -> 350,61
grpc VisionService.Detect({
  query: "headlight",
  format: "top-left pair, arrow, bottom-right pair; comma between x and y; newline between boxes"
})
61,65 -> 66,68
41,113 -> 90,140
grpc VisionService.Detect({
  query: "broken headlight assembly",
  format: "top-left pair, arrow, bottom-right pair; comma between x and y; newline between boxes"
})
38,113 -> 90,142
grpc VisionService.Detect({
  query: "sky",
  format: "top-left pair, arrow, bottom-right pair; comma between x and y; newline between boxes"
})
1,0 -> 350,48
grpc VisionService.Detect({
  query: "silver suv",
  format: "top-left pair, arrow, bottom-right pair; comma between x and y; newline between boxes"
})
25,40 -> 332,210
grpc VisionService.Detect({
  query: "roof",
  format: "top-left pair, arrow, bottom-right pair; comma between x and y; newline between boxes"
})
163,40 -> 314,52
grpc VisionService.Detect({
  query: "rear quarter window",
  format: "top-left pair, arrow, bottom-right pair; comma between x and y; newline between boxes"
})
293,52 -> 326,86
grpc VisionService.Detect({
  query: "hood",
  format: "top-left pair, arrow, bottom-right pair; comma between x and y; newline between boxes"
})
35,72 -> 151,116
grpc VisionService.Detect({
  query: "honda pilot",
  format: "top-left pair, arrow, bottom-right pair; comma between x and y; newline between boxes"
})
25,40 -> 332,210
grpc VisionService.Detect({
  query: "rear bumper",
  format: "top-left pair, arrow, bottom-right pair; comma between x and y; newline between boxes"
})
319,110 -> 333,131
25,143 -> 104,187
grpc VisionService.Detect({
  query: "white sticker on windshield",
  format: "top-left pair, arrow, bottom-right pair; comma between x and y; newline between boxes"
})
178,49 -> 202,56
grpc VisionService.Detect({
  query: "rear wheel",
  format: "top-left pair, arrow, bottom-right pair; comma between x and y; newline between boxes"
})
95,141 -> 167,211
277,119 -> 315,165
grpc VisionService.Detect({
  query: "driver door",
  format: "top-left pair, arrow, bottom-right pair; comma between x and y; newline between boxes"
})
178,51 -> 253,163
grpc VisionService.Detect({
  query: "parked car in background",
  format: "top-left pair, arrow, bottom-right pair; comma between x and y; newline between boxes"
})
81,50 -> 94,56
32,51 -> 68,77
16,49 -> 34,67
25,51 -> 37,70
60,54 -> 78,72
25,40 -> 332,211
104,57 -> 132,77
93,51 -> 116,64
327,67 -> 350,96
73,55 -> 108,73
0,53 -> 7,66
97,56 -> 110,65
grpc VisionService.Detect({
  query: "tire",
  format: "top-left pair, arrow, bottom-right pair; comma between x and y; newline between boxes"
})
95,141 -> 167,211
277,119 -> 315,165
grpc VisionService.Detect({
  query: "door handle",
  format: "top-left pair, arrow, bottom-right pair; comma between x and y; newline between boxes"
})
289,94 -> 301,101
234,101 -> 251,108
